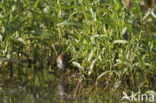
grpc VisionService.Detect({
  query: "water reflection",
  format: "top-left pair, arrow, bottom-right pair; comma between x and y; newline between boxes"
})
57,79 -> 83,100
0,66 -> 123,103
58,81 -> 68,97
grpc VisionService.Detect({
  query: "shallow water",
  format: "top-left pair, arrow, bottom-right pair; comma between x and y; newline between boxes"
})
0,65 -> 122,103
0,65 -> 155,103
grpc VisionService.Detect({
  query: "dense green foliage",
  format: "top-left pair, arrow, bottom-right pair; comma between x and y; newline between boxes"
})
0,0 -> 156,90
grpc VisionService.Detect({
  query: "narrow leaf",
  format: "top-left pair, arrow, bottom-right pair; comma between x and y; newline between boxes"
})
72,61 -> 84,71
88,59 -> 96,75
113,40 -> 128,44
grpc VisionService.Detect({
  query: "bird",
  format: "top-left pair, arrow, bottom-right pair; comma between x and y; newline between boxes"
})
56,53 -> 71,72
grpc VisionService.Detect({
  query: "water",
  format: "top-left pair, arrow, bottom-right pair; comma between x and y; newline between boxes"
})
0,65 -> 155,103
0,66 -> 123,103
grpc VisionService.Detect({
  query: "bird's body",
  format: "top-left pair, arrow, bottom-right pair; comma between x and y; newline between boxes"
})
56,53 -> 71,71
57,54 -> 65,71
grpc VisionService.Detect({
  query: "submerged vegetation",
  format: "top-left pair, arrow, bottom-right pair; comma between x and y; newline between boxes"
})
0,0 -> 156,102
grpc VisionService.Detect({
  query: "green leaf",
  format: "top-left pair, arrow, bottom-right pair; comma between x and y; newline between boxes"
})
34,0 -> 40,8
63,0 -> 75,4
143,10 -> 150,21
88,59 -> 96,75
151,10 -> 156,18
0,35 -> 2,42
88,50 -> 94,61
72,61 -> 84,71
97,70 -> 120,79
113,40 -> 128,44
122,27 -> 127,35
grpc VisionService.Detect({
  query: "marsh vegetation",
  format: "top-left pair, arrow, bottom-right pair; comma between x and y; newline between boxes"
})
0,0 -> 156,102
